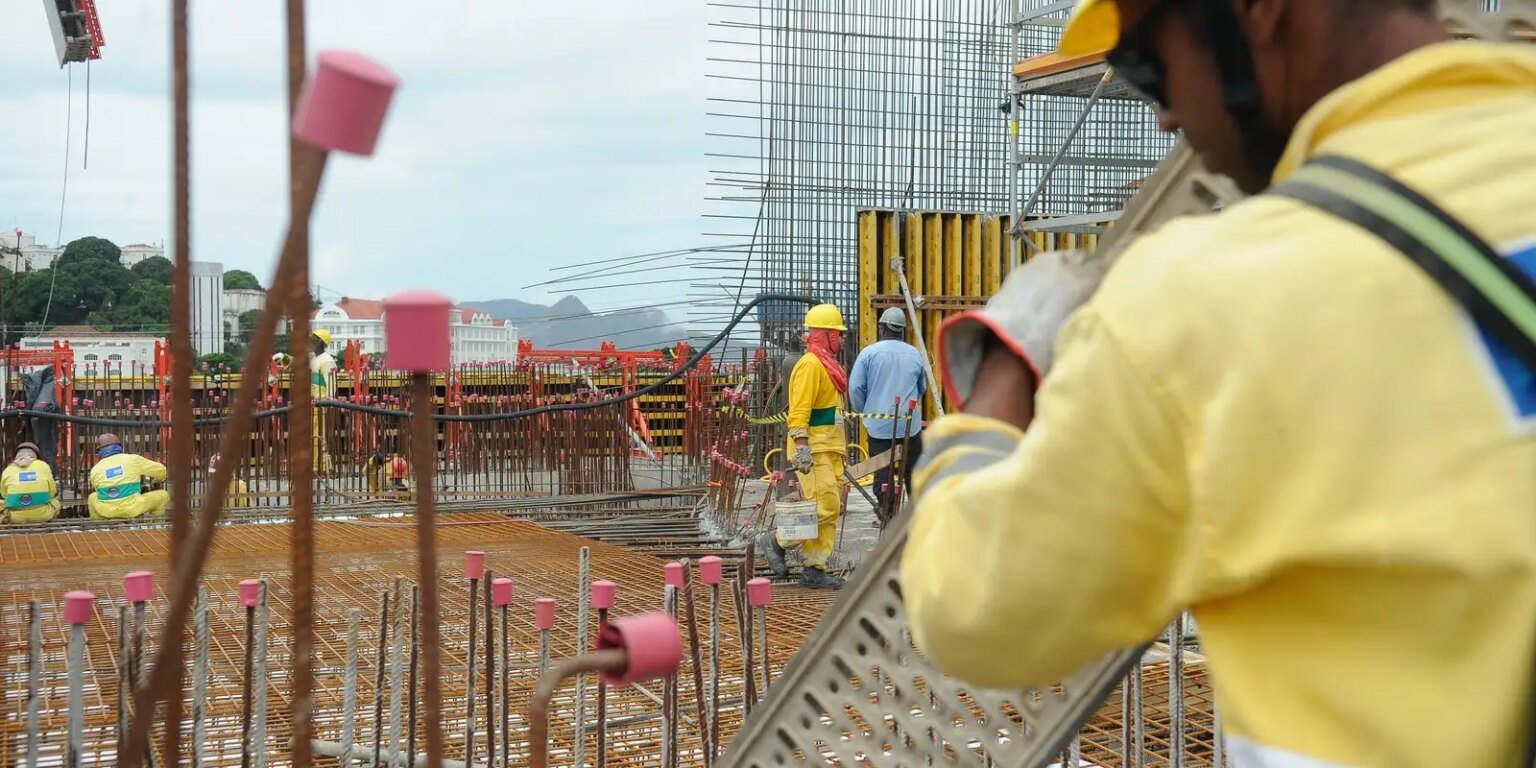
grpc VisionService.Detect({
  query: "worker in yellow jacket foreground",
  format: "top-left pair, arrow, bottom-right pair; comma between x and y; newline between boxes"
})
2,443 -> 61,524
759,303 -> 850,589
89,434 -> 169,520
903,1 -> 1536,766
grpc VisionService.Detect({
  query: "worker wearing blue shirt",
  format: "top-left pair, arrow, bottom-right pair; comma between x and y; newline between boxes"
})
849,307 -> 926,517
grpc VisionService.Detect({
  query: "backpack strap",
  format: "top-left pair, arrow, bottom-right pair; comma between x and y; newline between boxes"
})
1269,154 -> 1536,372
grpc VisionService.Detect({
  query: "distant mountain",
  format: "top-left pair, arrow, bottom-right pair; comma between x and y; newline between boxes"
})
463,296 -> 686,350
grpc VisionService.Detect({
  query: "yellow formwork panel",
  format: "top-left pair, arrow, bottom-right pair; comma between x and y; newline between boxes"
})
855,208 -> 1099,418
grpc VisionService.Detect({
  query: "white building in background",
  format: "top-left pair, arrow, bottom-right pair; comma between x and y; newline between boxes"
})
4,231 -> 62,271
20,326 -> 160,372
190,261 -> 225,355
222,288 -> 266,338
21,243 -> 61,270
312,297 -> 519,365
119,243 -> 165,267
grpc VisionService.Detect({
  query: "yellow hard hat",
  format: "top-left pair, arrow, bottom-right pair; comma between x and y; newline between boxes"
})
804,303 -> 847,331
311,328 -> 333,346
1059,0 -> 1121,58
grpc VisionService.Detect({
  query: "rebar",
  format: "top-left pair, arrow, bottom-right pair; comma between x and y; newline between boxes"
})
67,619 -> 85,768
193,588 -> 209,768
26,601 -> 41,768
483,569 -> 495,768
411,373 -> 446,768
373,591 -> 389,768
574,546 -> 591,768
342,609 -> 360,768
389,579 -> 406,767
254,580 -> 271,768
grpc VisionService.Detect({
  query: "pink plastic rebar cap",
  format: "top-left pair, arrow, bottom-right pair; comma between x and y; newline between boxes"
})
463,550 -> 486,580
747,577 -> 773,607
699,556 -> 723,586
590,580 -> 616,611
663,561 -> 685,588
534,597 -> 558,630
384,291 -> 452,372
292,50 -> 399,155
492,577 -> 514,607
123,571 -> 154,603
239,579 -> 261,608
596,612 -> 683,687
64,591 -> 95,625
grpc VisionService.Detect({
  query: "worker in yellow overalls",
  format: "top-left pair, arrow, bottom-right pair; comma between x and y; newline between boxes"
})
88,434 -> 169,520
365,448 -> 410,500
2,442 -> 61,524
310,329 -> 337,474
759,303 -> 849,589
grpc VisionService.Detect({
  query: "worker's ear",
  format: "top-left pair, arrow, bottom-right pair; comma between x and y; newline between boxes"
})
1232,0 -> 1285,48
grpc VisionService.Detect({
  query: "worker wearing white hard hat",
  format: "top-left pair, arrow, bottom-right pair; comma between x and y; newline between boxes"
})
309,329 -> 337,474
903,0 -> 1536,765
760,303 -> 850,590
848,306 -> 927,521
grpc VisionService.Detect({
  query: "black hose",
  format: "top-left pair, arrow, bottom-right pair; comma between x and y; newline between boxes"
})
0,294 -> 814,429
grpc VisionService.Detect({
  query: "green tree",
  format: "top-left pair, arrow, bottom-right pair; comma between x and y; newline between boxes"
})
55,236 -> 122,268
224,270 -> 263,291
130,255 -> 173,285
237,309 -> 263,343
109,280 -> 172,333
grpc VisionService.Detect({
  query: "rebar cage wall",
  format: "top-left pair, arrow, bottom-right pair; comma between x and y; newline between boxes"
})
705,0 -> 1016,348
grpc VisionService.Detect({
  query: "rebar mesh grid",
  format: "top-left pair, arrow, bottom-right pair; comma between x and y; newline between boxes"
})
703,0 -> 1016,347
0,516 -> 836,767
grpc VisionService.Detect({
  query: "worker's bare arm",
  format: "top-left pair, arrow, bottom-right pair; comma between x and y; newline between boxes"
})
901,308 -> 1194,688
960,341 -> 1037,429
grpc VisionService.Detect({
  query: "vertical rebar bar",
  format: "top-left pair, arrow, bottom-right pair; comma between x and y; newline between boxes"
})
167,0 -> 194,762
708,582 -> 721,764
574,546 -> 591,768
661,585 -> 677,768
389,579 -> 406,767
596,604 -> 608,768
254,580 -> 271,768
407,586 -> 420,768
1171,614 -> 1186,768
373,591 -> 389,768
756,604 -> 769,697
500,599 -> 510,768
411,373 -> 445,768
25,601 -> 40,768
242,600 -> 256,768
194,588 -> 209,768
119,604 -> 131,760
682,568 -> 708,764
465,568 -> 478,767
342,609 -> 360,767
67,619 -> 85,768
484,569 -> 496,768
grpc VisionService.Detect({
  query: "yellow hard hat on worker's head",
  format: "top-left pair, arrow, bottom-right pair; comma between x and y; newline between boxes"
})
1058,0 -> 1122,58
804,303 -> 847,332
311,328 -> 333,347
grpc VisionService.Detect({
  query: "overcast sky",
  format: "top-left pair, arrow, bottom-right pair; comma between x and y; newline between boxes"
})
1,2 -> 720,313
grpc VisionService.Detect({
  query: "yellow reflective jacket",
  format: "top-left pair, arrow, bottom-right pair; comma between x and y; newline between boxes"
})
90,453 -> 167,511
3,461 -> 58,511
903,43 -> 1536,768
786,352 -> 846,455
311,351 -> 337,399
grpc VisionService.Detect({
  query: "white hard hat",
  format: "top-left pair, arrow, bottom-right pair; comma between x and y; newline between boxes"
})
879,307 -> 908,329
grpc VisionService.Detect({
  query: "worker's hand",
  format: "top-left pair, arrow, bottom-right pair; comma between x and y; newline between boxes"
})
793,444 -> 814,474
961,343 -> 1038,429
937,249 -> 1109,411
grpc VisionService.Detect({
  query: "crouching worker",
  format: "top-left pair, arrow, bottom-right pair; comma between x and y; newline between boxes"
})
2,443 -> 61,524
89,434 -> 169,520
365,448 -> 410,499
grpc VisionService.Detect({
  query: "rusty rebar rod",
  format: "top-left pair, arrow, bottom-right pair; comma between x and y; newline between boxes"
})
285,0 -> 316,759
465,564 -> 479,767
407,585 -> 420,768
167,0 -> 194,763
483,568 -> 495,768
596,604 -> 608,768
529,649 -> 628,768
412,372 -> 446,768
681,562 -> 709,763
373,591 -> 389,768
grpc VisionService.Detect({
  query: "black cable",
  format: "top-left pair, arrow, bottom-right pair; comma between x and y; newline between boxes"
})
0,293 -> 817,429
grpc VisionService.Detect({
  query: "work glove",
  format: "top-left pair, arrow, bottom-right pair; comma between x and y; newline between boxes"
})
792,444 -> 814,474
938,249 -> 1110,407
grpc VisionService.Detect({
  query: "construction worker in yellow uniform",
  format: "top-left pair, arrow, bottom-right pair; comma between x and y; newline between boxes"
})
365,448 -> 410,500
2,442 -> 61,524
903,1 -> 1536,766
208,452 -> 251,510
88,434 -> 169,520
310,329 -> 337,474
759,303 -> 849,590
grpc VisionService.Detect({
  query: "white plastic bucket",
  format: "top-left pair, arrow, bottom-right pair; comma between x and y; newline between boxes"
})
775,500 -> 820,542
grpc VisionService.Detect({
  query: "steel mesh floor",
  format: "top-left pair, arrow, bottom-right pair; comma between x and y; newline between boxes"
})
0,515 -> 836,767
